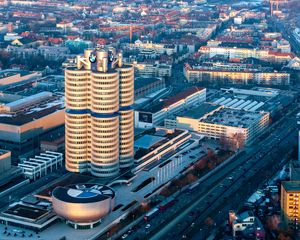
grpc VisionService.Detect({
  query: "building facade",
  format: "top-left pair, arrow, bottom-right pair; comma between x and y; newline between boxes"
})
134,87 -> 206,129
199,46 -> 293,64
165,105 -> 269,146
65,48 -> 134,178
0,150 -> 11,174
281,181 -> 300,230
184,64 -> 290,86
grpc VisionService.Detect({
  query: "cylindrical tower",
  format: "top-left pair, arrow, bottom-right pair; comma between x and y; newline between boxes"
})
118,65 -> 134,169
65,48 -> 134,178
65,68 -> 90,173
90,70 -> 120,177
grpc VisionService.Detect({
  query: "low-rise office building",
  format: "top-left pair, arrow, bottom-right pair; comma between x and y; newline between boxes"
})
134,128 -> 191,170
165,103 -> 269,146
0,202 -> 58,231
135,87 -> 206,129
18,151 -> 63,180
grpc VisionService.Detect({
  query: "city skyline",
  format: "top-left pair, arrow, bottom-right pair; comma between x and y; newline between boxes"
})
0,0 -> 298,240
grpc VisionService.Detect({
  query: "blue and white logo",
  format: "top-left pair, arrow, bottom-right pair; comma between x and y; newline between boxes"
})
89,53 -> 96,63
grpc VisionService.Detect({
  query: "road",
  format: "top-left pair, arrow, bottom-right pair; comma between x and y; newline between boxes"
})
270,17 -> 300,56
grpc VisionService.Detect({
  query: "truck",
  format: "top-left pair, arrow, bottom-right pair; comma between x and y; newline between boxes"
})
144,207 -> 160,221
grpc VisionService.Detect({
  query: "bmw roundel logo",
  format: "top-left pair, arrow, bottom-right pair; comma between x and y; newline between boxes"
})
89,53 -> 96,63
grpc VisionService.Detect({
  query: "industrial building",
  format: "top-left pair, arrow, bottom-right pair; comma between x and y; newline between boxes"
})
134,87 -> 206,129
134,77 -> 166,99
40,126 -> 65,153
0,92 -> 64,163
211,87 -> 295,117
0,149 -> 11,174
0,69 -> 41,88
65,48 -> 134,178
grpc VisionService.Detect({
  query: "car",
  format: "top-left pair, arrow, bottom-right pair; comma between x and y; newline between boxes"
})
227,176 -> 233,181
145,224 -> 151,229
122,234 -> 128,239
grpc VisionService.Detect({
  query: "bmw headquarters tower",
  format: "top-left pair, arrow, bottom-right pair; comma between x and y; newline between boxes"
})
65,48 -> 134,178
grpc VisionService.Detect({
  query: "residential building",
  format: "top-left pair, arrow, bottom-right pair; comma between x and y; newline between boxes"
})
281,181 -> 300,230
199,45 -> 293,63
231,211 -> 265,239
133,61 -> 172,78
130,40 -> 177,56
184,63 -> 290,86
